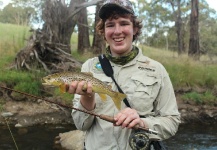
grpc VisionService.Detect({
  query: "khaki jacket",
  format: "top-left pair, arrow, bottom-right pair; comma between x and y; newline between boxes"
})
72,49 -> 180,150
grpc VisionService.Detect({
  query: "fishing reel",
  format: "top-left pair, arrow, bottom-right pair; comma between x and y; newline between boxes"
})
129,131 -> 149,150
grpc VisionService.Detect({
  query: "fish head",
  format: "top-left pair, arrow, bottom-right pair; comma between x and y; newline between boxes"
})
42,74 -> 62,87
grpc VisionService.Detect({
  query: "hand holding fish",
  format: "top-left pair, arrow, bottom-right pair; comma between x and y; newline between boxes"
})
66,81 -> 96,111
67,81 -> 93,96
114,108 -> 147,129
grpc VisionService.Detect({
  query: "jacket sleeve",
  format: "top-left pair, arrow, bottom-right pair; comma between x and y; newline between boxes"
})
71,59 -> 96,131
142,64 -> 181,140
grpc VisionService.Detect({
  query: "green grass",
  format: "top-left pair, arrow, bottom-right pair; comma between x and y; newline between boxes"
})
0,70 -> 44,96
141,45 -> 217,90
0,23 -> 216,106
182,91 -> 216,105
0,23 -> 30,54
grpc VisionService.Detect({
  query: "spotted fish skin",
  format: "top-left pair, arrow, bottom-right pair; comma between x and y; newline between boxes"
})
42,72 -> 126,110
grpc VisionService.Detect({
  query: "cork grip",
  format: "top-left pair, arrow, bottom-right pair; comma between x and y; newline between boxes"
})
99,114 -> 141,130
99,114 -> 116,123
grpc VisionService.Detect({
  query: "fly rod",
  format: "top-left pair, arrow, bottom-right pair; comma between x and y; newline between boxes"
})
0,85 -> 158,135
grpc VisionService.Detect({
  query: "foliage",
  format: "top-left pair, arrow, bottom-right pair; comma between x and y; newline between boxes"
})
0,23 -> 30,54
137,0 -> 217,58
0,3 -> 35,26
141,45 -> 217,91
182,91 -> 216,105
0,23 -> 43,96
0,70 -> 45,96
53,88 -> 74,104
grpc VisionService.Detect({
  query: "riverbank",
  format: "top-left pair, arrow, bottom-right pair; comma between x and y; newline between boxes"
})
0,94 -> 217,150
0,94 -> 217,126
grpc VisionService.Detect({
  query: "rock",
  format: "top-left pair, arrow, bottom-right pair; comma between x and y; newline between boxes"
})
15,123 -> 23,128
1,112 -> 14,117
54,130 -> 84,150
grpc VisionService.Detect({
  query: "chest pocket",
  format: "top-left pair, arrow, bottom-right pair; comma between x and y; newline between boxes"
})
126,73 -> 161,113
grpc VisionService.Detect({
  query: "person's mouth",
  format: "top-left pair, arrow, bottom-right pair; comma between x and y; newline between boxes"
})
113,37 -> 124,42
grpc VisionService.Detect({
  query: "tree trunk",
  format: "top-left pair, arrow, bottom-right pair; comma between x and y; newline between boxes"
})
176,0 -> 184,55
77,0 -> 90,54
188,0 -> 200,60
92,2 -> 106,54
170,0 -> 185,55
14,0 -> 103,73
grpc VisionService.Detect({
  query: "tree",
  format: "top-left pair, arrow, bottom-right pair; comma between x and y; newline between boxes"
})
77,0 -> 90,54
199,2 -> 217,60
15,0 -> 103,73
139,0 -> 190,54
169,0 -> 185,54
188,0 -> 200,59
0,3 -> 35,25
92,2 -> 105,54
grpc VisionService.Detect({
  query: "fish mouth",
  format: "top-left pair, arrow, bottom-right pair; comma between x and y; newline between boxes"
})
41,78 -> 51,86
41,78 -> 61,87
41,82 -> 56,87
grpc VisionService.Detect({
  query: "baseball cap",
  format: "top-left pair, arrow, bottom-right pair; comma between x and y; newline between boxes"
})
99,0 -> 135,19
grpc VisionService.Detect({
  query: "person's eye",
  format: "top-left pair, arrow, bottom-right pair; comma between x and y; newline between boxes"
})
105,24 -> 114,28
121,22 -> 130,26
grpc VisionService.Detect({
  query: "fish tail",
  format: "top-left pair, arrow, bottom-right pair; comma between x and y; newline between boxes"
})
110,92 -> 127,110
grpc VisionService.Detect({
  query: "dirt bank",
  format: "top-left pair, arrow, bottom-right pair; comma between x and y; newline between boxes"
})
0,95 -> 217,126
0,100 -> 73,126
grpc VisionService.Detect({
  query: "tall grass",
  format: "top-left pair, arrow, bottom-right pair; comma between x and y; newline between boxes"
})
0,23 -> 30,55
0,23 -> 42,97
141,45 -> 217,89
141,45 -> 217,105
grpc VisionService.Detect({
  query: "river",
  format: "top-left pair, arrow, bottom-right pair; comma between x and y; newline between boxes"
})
0,123 -> 217,150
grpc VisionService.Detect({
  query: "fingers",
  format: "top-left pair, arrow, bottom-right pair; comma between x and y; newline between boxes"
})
67,81 -> 93,96
114,108 -> 144,129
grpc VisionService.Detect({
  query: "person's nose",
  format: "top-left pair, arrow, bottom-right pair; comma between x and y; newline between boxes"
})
114,24 -> 121,34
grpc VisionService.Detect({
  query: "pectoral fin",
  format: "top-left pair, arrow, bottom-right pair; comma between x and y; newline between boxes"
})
98,93 -> 107,101
59,83 -> 67,93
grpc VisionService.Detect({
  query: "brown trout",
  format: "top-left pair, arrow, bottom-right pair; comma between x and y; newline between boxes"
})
42,72 -> 126,110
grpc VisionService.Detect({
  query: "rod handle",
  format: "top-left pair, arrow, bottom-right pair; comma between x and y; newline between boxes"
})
99,114 -> 158,135
99,114 -> 116,123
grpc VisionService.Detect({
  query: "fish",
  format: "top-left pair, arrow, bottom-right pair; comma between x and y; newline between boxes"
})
42,72 -> 126,110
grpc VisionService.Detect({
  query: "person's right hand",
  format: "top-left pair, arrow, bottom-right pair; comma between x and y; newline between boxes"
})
66,81 -> 94,97
66,81 -> 95,111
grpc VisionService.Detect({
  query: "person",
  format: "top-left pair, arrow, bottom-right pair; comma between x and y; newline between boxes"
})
68,0 -> 181,149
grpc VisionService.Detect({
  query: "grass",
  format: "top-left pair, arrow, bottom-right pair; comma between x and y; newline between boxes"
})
141,45 -> 217,89
0,23 -> 217,106
0,23 -> 30,54
182,91 -> 216,105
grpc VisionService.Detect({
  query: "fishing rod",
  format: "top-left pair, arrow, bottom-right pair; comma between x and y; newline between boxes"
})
0,85 -> 158,135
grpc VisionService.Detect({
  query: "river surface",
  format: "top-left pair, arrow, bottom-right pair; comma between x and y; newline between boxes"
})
0,123 -> 217,150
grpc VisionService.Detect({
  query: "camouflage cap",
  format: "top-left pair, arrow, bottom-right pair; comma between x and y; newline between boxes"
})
99,0 -> 135,19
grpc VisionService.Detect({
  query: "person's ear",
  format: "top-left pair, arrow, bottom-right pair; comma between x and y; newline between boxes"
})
133,27 -> 138,35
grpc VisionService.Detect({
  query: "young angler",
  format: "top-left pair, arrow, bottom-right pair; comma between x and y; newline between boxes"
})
68,0 -> 180,149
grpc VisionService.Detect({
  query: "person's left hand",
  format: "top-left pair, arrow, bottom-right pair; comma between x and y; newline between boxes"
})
114,108 -> 146,129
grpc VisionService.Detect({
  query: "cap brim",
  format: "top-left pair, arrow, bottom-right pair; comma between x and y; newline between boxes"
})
99,3 -> 133,19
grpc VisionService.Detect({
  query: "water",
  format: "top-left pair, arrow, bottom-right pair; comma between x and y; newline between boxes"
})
0,124 -> 76,150
164,123 -> 217,150
0,123 -> 217,150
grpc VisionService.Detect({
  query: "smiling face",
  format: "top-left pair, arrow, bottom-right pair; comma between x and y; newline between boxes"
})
104,16 -> 137,57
